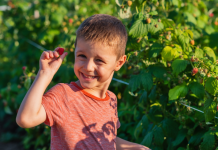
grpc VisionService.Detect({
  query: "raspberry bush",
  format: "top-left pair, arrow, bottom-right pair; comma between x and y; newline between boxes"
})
115,0 -> 218,149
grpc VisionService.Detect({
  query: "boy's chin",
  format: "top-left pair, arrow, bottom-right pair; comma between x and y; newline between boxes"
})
80,81 -> 97,89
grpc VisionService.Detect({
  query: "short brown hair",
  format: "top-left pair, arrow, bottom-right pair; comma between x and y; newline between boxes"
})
75,14 -> 127,59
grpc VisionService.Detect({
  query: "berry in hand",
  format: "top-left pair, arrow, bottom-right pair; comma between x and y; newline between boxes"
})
57,48 -> 64,55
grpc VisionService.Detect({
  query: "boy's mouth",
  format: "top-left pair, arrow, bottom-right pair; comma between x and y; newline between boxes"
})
81,72 -> 97,80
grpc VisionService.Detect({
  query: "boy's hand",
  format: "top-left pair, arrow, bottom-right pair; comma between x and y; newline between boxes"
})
39,47 -> 68,75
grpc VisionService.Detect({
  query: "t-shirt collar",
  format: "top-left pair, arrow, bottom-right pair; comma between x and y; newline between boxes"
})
70,82 -> 110,101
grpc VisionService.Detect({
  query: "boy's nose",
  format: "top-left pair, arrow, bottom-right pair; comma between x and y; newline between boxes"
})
85,60 -> 95,72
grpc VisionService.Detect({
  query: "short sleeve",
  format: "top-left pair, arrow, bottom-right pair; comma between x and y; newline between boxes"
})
117,116 -> 121,129
41,83 -> 69,127
115,96 -> 121,129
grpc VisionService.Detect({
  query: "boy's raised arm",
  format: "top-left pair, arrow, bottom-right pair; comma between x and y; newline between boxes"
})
16,48 -> 68,128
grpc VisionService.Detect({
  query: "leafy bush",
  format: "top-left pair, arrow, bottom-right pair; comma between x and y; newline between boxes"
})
116,0 -> 218,149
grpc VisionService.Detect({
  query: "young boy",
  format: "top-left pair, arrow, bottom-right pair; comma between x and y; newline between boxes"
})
16,14 -> 150,150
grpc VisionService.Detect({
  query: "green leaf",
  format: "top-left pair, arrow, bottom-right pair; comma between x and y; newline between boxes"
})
139,91 -> 147,104
195,48 -> 204,58
159,94 -> 168,107
205,25 -> 215,35
149,11 -> 158,16
51,12 -> 64,27
128,75 -> 141,92
149,43 -> 163,58
141,131 -> 153,147
204,98 -> 216,122
148,65 -> 167,80
129,19 -> 147,38
161,46 -> 175,61
24,77 -> 31,90
115,0 -> 122,6
153,126 -> 164,146
148,85 -> 156,101
172,59 -> 188,75
184,12 -> 197,25
177,34 -> 186,51
200,132 -> 215,150
189,82 -> 205,99
161,19 -> 175,28
169,85 -> 189,100
141,72 -> 153,91
4,106 -> 13,115
172,0 -> 179,6
147,20 -> 164,35
172,129 -> 187,146
205,77 -> 218,95
185,30 -> 193,39
203,47 -> 216,63
162,119 -> 179,138
134,115 -> 149,139
177,148 -> 185,150
189,131 -> 205,146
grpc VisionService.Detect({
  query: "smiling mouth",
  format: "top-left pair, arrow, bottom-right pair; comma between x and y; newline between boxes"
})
81,72 -> 97,79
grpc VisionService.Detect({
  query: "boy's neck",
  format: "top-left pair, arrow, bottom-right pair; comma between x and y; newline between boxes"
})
75,80 -> 111,99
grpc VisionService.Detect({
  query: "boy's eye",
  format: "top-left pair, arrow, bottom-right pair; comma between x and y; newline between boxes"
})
96,59 -> 103,62
78,54 -> 86,58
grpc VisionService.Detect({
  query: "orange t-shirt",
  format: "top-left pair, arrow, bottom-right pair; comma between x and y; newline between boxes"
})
41,82 -> 120,150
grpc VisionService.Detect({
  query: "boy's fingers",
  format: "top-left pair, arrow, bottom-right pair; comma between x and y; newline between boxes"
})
58,52 -> 68,62
54,47 -> 60,52
42,51 -> 49,59
54,51 -> 59,57
49,51 -> 54,58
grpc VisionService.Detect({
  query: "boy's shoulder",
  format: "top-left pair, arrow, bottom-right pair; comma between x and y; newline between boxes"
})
106,90 -> 117,100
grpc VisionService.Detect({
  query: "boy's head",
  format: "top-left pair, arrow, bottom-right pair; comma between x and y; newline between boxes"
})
75,14 -> 127,60
74,14 -> 127,91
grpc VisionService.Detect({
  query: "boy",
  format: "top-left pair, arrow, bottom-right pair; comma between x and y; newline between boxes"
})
16,14 -> 150,150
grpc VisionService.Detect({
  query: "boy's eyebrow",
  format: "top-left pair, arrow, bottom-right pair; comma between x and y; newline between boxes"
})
75,49 -> 85,54
96,55 -> 105,60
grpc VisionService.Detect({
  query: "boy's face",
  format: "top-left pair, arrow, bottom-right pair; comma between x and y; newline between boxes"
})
74,38 -> 126,90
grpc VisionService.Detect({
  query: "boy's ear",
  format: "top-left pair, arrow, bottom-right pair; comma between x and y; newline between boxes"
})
114,55 -> 127,71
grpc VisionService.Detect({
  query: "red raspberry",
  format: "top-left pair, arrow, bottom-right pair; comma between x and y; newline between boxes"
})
57,48 -> 64,55
192,68 -> 198,74
22,66 -> 26,70
69,18 -> 73,23
209,13 -> 214,17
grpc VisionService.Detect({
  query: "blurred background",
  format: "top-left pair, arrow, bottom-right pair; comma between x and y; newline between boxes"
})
1,0 -> 218,150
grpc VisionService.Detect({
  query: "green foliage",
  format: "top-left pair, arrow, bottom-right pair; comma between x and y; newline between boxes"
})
200,132 -> 215,150
172,59 -> 188,75
169,85 -> 189,100
116,0 -> 218,149
189,82 -> 204,99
